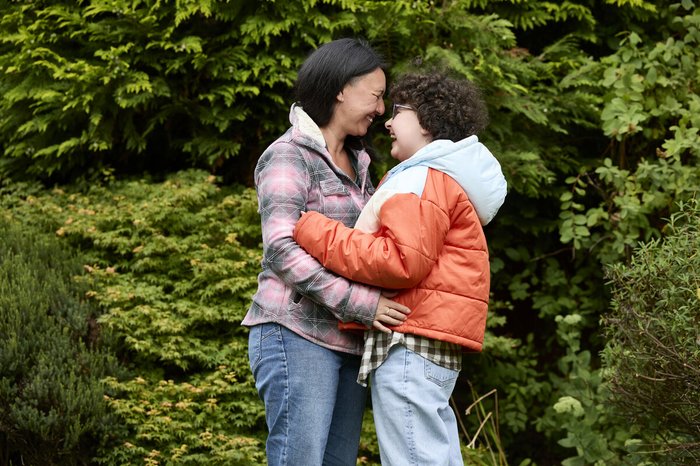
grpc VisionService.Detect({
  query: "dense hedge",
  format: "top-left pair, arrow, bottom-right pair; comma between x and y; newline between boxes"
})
0,219 -> 119,465
0,0 -> 360,183
2,170 -> 520,464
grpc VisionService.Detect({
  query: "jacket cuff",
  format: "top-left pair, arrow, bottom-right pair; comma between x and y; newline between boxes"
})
294,210 -> 318,238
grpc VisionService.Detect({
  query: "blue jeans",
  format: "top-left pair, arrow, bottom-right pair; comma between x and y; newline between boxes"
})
248,323 -> 367,466
370,345 -> 463,466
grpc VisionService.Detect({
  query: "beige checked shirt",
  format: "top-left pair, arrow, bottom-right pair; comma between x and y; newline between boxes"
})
357,329 -> 462,386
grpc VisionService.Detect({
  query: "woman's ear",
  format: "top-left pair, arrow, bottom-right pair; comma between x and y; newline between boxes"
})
336,91 -> 345,103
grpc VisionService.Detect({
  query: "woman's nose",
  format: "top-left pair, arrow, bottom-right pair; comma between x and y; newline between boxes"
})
377,99 -> 386,115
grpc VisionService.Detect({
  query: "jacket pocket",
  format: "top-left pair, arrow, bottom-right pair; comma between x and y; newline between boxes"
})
319,179 -> 352,221
320,179 -> 350,196
290,291 -> 303,304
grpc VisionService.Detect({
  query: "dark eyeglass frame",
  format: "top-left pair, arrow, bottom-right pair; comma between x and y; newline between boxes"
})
391,103 -> 416,120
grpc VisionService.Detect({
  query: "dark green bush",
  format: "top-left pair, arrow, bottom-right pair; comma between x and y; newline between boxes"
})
0,219 -> 119,465
603,199 -> 700,464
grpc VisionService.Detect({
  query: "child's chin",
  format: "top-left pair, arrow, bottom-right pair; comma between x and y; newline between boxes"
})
389,144 -> 401,160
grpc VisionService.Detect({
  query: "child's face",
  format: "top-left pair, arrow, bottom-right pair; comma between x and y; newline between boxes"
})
385,104 -> 432,161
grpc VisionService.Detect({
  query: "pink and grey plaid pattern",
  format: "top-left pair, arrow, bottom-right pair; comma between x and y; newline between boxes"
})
242,114 -> 380,355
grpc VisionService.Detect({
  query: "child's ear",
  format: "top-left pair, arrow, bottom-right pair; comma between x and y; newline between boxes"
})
420,127 -> 434,143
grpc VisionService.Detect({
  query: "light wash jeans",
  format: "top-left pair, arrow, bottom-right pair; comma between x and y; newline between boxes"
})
248,323 -> 367,466
370,345 -> 463,466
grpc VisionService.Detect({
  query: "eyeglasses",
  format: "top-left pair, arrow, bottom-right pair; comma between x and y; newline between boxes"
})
391,103 -> 416,120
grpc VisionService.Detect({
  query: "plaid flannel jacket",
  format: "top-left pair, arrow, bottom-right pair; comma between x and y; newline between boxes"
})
242,105 -> 380,355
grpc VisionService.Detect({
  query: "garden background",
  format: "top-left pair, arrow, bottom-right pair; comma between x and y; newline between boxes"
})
1,0 -> 699,465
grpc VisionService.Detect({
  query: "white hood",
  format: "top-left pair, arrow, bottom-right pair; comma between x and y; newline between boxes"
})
380,136 -> 507,225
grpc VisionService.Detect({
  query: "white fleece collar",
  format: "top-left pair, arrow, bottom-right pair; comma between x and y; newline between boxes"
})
383,136 -> 507,225
290,104 -> 326,148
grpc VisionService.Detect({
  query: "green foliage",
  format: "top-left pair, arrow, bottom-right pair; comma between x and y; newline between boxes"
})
2,170 -> 266,464
357,411 -> 381,465
2,0 -> 700,464
0,0 -> 344,182
100,366 -> 265,465
409,1 -> 700,464
559,2 -> 700,259
603,199 -> 700,464
0,219 -> 119,465
543,3 -> 700,464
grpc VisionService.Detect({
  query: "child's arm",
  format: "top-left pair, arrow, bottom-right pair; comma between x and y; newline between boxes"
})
293,192 -> 450,289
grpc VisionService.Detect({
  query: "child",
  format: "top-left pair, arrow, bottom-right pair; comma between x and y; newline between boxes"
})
293,71 -> 507,465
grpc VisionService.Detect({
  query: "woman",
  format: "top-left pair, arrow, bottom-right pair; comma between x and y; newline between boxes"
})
242,38 -> 411,466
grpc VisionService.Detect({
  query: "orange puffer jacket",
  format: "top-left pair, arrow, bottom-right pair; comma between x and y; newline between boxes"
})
294,166 -> 496,351
294,136 -> 507,351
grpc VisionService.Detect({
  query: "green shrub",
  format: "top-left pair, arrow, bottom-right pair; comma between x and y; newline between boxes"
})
0,219 -> 119,465
2,170 -> 267,464
603,199 -> 700,465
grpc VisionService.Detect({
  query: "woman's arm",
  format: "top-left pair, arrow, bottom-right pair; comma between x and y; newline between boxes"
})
256,143 -> 379,325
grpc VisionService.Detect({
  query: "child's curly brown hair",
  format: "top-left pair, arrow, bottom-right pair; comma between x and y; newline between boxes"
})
389,72 -> 489,141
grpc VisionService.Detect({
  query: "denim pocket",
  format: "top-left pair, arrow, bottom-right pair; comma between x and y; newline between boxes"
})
248,323 -> 281,373
424,358 -> 458,388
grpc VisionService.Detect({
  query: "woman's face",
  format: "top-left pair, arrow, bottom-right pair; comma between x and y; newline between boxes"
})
384,105 -> 432,162
333,68 -> 386,137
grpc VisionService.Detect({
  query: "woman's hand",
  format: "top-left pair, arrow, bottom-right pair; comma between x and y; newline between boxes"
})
373,292 -> 411,333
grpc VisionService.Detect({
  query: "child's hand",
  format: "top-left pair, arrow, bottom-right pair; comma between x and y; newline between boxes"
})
372,294 -> 411,333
